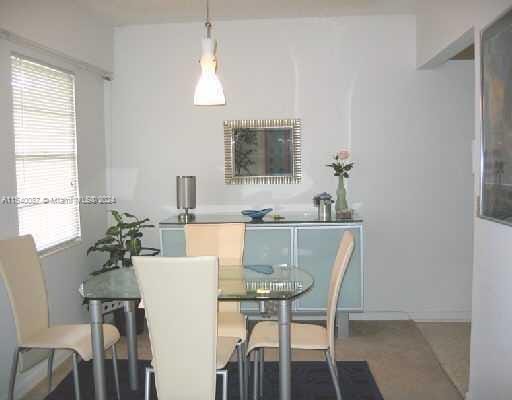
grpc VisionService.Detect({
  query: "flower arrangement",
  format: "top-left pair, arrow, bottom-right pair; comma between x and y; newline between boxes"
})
326,149 -> 354,177
326,149 -> 354,218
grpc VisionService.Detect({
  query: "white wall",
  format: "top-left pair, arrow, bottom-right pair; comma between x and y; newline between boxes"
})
111,16 -> 474,321
0,1 -> 112,399
0,0 -> 113,72
417,1 -> 512,399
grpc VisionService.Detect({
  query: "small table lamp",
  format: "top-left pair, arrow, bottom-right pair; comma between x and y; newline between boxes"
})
176,176 -> 196,222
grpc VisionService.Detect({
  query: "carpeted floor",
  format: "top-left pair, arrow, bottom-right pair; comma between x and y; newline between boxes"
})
45,360 -> 383,400
25,321 -> 465,400
417,322 -> 470,396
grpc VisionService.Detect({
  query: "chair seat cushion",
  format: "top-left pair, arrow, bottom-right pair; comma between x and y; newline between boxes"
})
22,324 -> 120,361
218,312 -> 247,342
216,336 -> 239,369
248,321 -> 328,353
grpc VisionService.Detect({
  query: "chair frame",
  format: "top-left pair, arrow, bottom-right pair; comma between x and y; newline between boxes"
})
185,223 -> 248,399
249,232 -> 355,400
1,235 -> 120,400
144,337 -> 246,400
145,366 -> 230,400
8,344 -> 120,400
251,348 -> 342,400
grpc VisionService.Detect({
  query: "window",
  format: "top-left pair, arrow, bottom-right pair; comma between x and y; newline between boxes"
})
11,55 -> 81,252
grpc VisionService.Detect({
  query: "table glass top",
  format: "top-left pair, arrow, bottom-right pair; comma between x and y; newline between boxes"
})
79,264 -> 314,301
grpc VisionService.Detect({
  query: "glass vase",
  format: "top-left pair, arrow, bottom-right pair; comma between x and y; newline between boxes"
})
335,175 -> 350,218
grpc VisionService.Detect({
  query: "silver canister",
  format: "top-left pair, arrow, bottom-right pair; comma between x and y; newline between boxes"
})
318,199 -> 332,221
176,176 -> 196,222
313,192 -> 333,221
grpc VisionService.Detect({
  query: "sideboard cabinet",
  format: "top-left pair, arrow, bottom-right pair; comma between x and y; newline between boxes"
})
159,215 -> 364,335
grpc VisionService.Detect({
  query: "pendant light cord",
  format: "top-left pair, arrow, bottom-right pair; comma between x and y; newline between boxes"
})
205,0 -> 212,38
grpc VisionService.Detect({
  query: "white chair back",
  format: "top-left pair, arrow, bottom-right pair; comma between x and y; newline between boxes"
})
185,223 -> 245,312
0,235 -> 49,345
326,231 -> 355,363
133,256 -> 219,400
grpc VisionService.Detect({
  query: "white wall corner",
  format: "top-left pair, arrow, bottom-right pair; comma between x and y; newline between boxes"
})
418,28 -> 475,70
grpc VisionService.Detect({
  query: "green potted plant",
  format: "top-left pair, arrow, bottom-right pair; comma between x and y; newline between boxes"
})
87,210 -> 160,334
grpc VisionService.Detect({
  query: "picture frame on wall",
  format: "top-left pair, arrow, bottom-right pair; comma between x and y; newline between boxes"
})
479,7 -> 512,225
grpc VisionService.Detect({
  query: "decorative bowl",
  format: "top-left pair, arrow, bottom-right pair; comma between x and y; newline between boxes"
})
241,208 -> 273,221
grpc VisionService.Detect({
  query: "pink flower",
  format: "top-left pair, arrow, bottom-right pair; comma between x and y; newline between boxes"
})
337,149 -> 350,160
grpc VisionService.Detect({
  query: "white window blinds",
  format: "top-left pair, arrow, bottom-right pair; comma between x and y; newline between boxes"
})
11,55 -> 81,252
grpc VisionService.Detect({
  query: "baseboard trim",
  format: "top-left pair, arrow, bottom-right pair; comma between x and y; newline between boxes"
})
349,311 -> 410,320
409,311 -> 471,322
349,311 -> 471,322
3,350 -> 71,400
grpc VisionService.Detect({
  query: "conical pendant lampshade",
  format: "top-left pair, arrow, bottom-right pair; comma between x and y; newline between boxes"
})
194,38 -> 225,105
194,0 -> 226,106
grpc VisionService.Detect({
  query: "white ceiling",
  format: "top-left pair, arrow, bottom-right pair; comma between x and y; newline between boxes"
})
83,0 -> 417,26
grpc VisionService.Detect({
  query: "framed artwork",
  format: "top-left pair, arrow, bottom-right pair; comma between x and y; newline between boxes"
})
480,7 -> 512,225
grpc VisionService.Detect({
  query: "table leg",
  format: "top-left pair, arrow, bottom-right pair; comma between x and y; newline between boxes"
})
278,299 -> 292,400
90,300 -> 107,400
124,300 -> 139,390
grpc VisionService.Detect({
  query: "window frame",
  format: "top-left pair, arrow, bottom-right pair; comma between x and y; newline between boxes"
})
10,52 -> 82,256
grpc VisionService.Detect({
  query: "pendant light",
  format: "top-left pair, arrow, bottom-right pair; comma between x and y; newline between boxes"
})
194,0 -> 226,105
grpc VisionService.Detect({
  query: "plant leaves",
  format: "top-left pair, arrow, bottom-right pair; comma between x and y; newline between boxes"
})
106,225 -> 119,236
111,210 -> 122,223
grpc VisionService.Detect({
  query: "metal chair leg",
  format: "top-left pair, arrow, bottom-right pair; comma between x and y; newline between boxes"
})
145,367 -> 154,400
216,370 -> 228,400
72,352 -> 81,400
47,349 -> 55,395
258,348 -> 264,396
8,347 -> 20,400
223,370 -> 228,400
252,350 -> 260,400
111,345 -> 121,400
236,341 -> 245,400
243,342 -> 249,400
325,351 -> 342,400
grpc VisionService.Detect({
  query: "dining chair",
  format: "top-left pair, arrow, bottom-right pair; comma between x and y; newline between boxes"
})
247,231 -> 355,400
185,223 -> 248,399
0,235 -> 121,400
133,255 -> 238,400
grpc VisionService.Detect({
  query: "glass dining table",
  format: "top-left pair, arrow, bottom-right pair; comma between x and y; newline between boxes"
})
79,264 -> 314,400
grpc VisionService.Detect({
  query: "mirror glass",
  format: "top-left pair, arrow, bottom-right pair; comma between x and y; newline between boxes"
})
233,128 -> 293,177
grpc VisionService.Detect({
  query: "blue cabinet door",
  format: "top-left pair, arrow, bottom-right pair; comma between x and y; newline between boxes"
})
295,226 -> 363,312
242,227 -> 293,311
160,228 -> 186,256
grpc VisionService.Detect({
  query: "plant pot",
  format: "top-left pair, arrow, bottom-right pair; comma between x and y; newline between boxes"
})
113,306 -> 146,336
